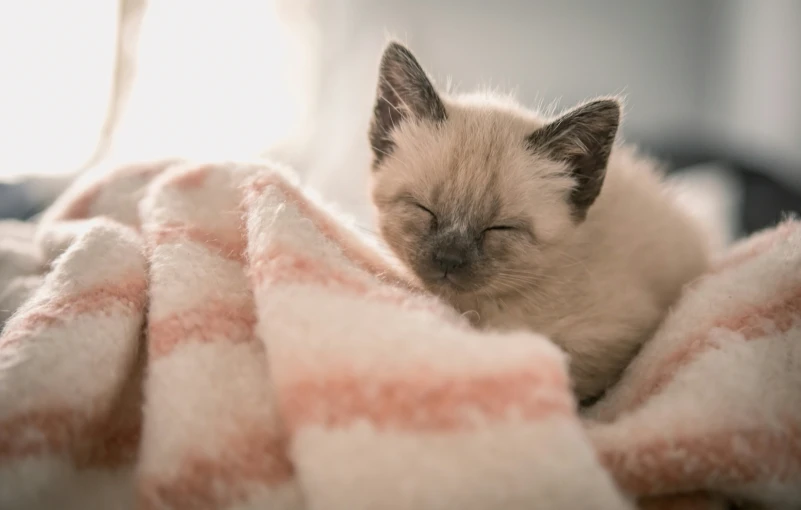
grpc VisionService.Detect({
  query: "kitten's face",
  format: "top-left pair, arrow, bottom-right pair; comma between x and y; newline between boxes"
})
369,43 -> 619,299
372,108 -> 575,298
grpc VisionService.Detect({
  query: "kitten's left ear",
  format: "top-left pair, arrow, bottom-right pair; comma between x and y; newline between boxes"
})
527,99 -> 621,220
369,42 -> 447,166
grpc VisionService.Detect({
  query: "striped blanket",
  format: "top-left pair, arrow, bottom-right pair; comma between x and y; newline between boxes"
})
0,160 -> 799,510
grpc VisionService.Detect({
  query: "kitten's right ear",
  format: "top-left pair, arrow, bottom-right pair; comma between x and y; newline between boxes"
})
369,42 -> 447,166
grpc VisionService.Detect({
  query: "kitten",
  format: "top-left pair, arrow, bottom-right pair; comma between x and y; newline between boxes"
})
368,42 -> 710,402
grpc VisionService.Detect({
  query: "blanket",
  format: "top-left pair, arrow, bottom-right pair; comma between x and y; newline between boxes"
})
0,220 -> 42,327
0,160 -> 799,510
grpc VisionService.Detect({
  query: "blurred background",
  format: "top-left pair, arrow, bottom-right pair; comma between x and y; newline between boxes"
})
1,0 -> 799,241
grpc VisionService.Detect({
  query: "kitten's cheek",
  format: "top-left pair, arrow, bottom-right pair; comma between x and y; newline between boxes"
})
482,239 -> 510,262
383,223 -> 417,262
491,235 -> 532,261
400,217 -> 421,237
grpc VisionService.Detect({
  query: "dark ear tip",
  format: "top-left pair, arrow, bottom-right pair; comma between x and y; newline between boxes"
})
384,40 -> 407,53
381,41 -> 412,63
590,98 -> 622,122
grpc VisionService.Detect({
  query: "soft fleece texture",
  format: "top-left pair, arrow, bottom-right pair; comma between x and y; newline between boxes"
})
0,160 -> 799,510
0,220 -> 43,327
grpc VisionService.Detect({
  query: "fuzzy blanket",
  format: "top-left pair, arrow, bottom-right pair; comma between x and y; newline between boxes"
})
0,160 -> 799,510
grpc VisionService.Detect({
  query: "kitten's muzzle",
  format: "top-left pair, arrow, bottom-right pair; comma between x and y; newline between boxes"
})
430,232 -> 477,281
433,249 -> 467,273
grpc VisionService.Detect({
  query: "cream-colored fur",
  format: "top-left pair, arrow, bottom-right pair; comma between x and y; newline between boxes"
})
370,45 -> 709,401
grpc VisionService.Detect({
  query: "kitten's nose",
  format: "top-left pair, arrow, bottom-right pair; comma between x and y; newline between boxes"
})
433,249 -> 466,273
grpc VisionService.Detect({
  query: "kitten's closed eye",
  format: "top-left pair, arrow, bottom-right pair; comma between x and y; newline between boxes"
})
413,203 -> 436,218
413,202 -> 439,229
480,225 -> 517,241
483,225 -> 524,238
482,223 -> 535,242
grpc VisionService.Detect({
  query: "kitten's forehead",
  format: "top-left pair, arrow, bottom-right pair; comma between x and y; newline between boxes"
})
409,102 -> 550,216
429,169 -> 503,227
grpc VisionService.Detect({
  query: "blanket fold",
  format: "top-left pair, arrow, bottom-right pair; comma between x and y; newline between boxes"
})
1,160 -> 799,510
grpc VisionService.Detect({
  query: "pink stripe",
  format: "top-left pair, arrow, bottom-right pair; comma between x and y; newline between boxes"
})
0,407 -> 141,469
246,174 -> 417,290
138,422 -> 294,510
148,300 -> 256,358
250,246 -> 462,324
0,275 -> 148,348
148,222 -> 246,263
598,421 -> 801,495
623,285 -> 801,412
280,364 -> 572,432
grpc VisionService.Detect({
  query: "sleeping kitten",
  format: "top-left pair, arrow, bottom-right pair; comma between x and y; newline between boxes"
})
368,42 -> 710,402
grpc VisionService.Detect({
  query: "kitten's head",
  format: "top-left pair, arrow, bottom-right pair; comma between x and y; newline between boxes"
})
369,42 -> 620,298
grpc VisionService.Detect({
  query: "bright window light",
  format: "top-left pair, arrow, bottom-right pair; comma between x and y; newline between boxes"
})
0,1 -> 117,177
0,0 -> 301,178
107,0 -> 300,164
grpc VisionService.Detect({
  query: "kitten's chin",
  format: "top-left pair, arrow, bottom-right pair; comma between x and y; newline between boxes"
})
421,274 -> 484,299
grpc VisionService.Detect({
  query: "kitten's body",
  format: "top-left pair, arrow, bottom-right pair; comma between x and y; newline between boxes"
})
444,112 -> 707,398
369,44 -> 709,400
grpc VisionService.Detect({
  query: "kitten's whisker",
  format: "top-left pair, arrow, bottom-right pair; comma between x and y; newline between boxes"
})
370,145 -> 407,169
494,271 -> 548,285
494,269 -> 553,280
370,145 -> 393,158
492,276 -> 541,295
355,224 -> 379,236
492,274 -> 568,304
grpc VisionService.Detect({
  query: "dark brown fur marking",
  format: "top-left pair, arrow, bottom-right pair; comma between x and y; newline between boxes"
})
369,42 -> 447,168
